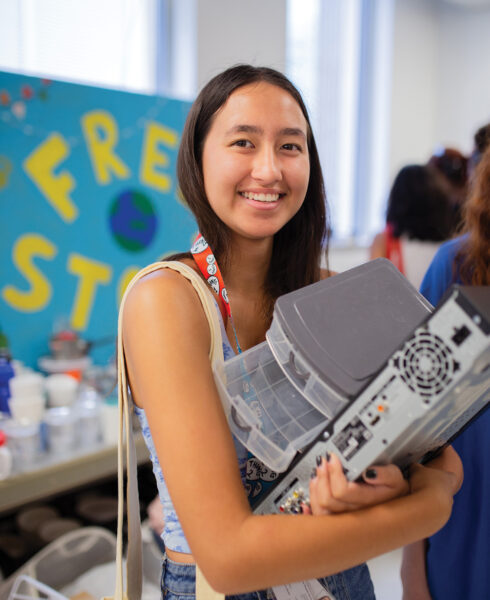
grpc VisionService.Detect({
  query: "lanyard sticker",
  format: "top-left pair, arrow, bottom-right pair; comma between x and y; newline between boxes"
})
191,232 -> 242,353
273,579 -> 336,600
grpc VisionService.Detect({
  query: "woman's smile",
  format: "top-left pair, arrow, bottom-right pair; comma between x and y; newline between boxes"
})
239,191 -> 284,203
238,189 -> 287,211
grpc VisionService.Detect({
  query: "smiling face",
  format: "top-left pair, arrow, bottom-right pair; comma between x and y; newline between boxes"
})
201,81 -> 310,243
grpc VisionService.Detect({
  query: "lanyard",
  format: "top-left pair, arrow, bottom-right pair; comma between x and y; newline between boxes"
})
190,233 -> 242,354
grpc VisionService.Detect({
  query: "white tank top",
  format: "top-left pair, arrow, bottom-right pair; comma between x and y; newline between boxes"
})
400,237 -> 442,290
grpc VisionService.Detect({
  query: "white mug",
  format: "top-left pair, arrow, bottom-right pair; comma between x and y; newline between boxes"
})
45,374 -> 78,407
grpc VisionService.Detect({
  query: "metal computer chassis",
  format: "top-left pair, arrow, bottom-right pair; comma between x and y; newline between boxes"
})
253,286 -> 489,515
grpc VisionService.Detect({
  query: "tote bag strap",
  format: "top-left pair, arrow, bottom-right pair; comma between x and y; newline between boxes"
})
113,260 -> 225,600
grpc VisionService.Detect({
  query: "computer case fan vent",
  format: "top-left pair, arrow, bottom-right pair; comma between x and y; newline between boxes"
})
395,330 -> 457,398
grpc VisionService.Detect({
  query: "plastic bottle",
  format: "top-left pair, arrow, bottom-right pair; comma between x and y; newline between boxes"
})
0,430 -> 12,480
0,357 -> 14,415
0,325 -> 14,415
0,325 -> 11,359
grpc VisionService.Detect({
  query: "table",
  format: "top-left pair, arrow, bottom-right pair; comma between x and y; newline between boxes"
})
0,435 -> 149,514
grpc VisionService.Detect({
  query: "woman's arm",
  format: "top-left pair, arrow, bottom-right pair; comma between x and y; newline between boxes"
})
401,540 -> 432,600
369,231 -> 387,260
122,269 -> 458,595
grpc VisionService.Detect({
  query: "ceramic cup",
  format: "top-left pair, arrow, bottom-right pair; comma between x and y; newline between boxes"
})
8,394 -> 45,424
9,372 -> 45,398
45,374 -> 78,408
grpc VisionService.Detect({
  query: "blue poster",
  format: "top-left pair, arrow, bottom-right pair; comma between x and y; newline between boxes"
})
0,72 -> 195,368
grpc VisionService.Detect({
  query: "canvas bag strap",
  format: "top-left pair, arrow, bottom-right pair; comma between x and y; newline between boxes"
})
113,260 -> 225,600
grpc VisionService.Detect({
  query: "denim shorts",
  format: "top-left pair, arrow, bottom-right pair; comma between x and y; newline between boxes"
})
160,556 -> 375,600
160,557 -> 272,600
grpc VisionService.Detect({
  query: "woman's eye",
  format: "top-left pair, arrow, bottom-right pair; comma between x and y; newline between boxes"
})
232,139 -> 253,148
282,143 -> 302,152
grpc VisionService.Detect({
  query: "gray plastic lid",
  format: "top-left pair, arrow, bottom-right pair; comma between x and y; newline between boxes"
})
271,259 -> 433,398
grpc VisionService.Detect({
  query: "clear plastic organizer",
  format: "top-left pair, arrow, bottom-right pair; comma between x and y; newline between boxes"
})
213,341 -> 328,472
266,317 -> 349,419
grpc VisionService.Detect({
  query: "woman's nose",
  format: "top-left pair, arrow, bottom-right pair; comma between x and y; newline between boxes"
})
251,147 -> 282,183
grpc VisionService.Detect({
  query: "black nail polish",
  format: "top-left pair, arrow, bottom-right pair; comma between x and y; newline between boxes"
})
311,468 -> 317,479
325,452 -> 331,462
365,468 -> 377,479
316,455 -> 322,466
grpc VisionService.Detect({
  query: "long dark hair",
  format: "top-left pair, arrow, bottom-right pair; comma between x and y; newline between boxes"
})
457,146 -> 490,285
175,64 -> 330,318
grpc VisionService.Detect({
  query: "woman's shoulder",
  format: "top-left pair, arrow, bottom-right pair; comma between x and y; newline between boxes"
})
419,236 -> 466,305
425,235 -> 466,277
320,268 -> 338,279
126,259 -> 199,296
435,235 -> 467,260
122,259 -> 208,330
369,231 -> 387,260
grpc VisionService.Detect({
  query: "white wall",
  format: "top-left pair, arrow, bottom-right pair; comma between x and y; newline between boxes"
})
195,0 -> 286,90
389,0 -> 440,177
389,0 -> 490,178
328,243 -> 369,273
436,2 -> 490,152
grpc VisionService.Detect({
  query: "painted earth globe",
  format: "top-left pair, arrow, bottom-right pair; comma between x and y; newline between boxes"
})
109,189 -> 158,252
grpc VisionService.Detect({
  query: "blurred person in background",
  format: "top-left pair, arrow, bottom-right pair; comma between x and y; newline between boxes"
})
468,122 -> 490,176
401,144 -> 490,600
147,494 -> 166,554
427,147 -> 468,227
369,164 -> 459,289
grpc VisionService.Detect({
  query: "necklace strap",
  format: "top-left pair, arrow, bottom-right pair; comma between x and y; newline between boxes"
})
190,233 -> 242,354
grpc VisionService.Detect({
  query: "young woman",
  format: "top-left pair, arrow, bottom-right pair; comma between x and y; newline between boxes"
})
122,65 -> 462,600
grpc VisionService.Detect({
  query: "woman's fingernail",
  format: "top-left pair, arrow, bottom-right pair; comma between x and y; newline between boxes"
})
325,452 -> 331,462
365,468 -> 377,479
311,468 -> 317,480
316,455 -> 322,466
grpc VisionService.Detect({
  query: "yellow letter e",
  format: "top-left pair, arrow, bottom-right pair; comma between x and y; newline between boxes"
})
140,122 -> 178,192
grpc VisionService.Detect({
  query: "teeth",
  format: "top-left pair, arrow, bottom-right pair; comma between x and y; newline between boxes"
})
242,192 -> 280,202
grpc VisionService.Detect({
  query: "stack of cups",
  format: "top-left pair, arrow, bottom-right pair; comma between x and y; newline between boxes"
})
43,374 -> 79,454
8,372 -> 46,424
5,373 -> 46,472
75,386 -> 103,448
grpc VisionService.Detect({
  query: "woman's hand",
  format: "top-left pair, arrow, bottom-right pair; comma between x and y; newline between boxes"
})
303,445 -> 463,516
303,453 -> 409,515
